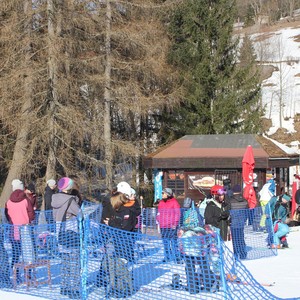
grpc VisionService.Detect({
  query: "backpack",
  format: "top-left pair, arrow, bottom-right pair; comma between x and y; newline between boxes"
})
177,224 -> 219,257
183,201 -> 201,228
102,255 -> 134,298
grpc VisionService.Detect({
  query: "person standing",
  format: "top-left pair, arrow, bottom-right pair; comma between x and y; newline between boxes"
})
96,182 -> 140,296
204,186 -> 230,241
44,179 -> 57,228
229,184 -> 249,260
102,182 -> 141,262
5,179 -> 35,282
266,193 -> 291,248
156,188 -> 181,263
258,179 -> 275,229
51,177 -> 81,299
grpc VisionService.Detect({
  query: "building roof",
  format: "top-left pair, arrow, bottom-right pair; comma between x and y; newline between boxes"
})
143,134 -> 299,169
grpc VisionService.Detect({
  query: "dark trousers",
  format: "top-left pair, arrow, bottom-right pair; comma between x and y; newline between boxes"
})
11,239 -> 22,268
184,255 -> 216,293
160,228 -> 180,261
113,232 -> 136,263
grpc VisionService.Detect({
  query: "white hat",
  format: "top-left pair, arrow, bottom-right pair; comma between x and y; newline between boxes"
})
47,179 -> 56,188
12,179 -> 24,191
117,181 -> 131,198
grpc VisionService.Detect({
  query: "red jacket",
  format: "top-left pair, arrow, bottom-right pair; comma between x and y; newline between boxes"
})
157,197 -> 180,228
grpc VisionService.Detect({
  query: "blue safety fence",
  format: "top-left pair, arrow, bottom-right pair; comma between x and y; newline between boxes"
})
0,205 -> 296,300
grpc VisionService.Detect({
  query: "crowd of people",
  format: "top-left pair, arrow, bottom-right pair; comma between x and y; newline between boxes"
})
2,175 -> 298,297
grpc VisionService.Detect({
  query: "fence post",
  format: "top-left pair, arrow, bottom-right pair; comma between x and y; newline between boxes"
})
79,212 -> 89,299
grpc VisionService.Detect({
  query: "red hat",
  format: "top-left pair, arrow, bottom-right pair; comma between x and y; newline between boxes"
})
211,185 -> 224,195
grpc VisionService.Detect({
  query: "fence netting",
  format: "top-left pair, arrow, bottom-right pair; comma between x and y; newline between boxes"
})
0,205 -> 294,300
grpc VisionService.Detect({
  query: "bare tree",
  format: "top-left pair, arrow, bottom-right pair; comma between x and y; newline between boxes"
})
0,0 -> 181,203
0,0 -> 35,206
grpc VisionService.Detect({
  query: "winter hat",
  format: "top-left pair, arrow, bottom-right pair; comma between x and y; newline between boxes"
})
12,179 -> 24,191
117,181 -> 131,197
162,187 -> 173,197
47,179 -> 56,188
57,177 -> 74,191
26,183 -> 36,193
232,184 -> 242,193
282,194 -> 291,202
217,188 -> 226,196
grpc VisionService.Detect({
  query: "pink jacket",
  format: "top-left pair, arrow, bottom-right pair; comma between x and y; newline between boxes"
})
5,190 -> 35,240
157,197 -> 181,228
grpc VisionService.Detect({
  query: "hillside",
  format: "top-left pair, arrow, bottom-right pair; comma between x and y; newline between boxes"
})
237,20 -> 300,149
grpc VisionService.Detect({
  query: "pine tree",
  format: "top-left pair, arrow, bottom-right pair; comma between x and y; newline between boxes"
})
159,0 -> 263,142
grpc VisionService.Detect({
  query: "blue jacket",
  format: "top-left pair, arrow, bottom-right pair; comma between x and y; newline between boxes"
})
266,196 -> 289,222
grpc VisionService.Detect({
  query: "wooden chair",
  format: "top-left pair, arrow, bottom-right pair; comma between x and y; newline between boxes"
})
13,259 -> 52,290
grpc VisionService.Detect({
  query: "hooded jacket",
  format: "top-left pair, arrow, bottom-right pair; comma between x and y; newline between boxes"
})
5,190 -> 35,240
5,190 -> 35,226
51,192 -> 80,222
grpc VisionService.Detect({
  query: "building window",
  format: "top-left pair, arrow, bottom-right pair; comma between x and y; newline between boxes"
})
166,171 -> 184,198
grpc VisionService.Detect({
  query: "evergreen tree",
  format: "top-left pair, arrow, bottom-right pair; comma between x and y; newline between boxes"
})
159,0 -> 263,142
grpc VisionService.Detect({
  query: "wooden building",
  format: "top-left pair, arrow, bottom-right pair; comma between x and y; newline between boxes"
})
143,134 -> 299,203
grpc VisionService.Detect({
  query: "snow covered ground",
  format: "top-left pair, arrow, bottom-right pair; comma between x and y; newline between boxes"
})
242,227 -> 300,299
1,227 -> 299,300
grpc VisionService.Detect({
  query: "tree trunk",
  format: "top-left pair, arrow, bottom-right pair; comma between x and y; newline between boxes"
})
0,0 -> 33,207
104,0 -> 113,190
44,0 -> 60,186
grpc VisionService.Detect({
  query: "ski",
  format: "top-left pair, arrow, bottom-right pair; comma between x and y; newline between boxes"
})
228,279 -> 275,287
226,274 -> 275,287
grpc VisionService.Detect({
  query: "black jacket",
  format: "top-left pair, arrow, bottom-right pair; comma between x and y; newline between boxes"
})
230,194 -> 248,210
204,199 -> 230,241
107,200 -> 141,232
44,186 -> 55,211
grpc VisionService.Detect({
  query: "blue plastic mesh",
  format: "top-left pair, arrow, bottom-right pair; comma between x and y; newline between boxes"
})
0,206 -> 298,300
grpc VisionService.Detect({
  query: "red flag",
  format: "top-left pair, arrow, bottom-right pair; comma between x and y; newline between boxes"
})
242,145 -> 257,209
291,181 -> 298,218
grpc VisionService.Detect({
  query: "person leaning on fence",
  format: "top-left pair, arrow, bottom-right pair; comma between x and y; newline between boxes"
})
156,187 -> 181,263
265,193 -> 291,249
5,179 -> 35,284
178,225 -> 218,294
228,184 -> 249,260
51,177 -> 81,299
204,186 -> 230,241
